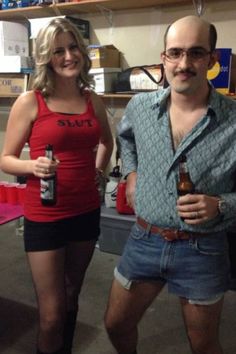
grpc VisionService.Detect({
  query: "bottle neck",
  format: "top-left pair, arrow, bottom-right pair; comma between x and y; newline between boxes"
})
178,160 -> 195,195
179,161 -> 188,174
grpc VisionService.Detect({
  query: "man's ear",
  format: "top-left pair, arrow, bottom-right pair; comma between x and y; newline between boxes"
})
208,50 -> 218,70
161,52 -> 166,67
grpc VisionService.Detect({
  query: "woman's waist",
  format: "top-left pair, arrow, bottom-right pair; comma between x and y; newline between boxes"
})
27,175 -> 97,193
24,180 -> 100,220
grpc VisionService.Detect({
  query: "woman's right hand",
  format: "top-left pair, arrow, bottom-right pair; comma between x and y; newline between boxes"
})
32,156 -> 59,178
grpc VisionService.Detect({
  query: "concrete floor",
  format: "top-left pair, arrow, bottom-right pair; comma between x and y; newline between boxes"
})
0,220 -> 236,354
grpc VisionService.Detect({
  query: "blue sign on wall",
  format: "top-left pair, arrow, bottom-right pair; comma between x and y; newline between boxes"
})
207,48 -> 232,94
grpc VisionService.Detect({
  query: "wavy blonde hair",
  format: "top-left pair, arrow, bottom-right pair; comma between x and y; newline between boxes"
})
32,17 -> 92,97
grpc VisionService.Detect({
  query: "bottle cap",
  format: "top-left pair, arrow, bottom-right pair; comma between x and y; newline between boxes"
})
109,165 -> 122,178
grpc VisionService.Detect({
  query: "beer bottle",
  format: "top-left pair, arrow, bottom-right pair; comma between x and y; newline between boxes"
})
40,144 -> 56,206
177,155 -> 195,196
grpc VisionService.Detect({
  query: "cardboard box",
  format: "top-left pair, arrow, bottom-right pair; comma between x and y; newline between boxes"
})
207,48 -> 232,94
0,56 -> 34,73
0,21 -> 29,56
0,74 -> 28,97
90,67 -> 121,93
99,206 -> 135,255
88,45 -> 120,68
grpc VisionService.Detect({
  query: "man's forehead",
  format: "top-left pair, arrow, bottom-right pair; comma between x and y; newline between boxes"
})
166,21 -> 209,48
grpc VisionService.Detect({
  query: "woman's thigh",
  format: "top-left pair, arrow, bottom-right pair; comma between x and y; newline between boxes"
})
65,240 -> 96,299
27,248 -> 66,315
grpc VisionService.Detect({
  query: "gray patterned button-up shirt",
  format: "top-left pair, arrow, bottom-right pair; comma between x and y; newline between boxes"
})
118,87 -> 236,233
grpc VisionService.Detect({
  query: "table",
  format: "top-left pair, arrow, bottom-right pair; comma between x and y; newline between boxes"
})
0,203 -> 23,225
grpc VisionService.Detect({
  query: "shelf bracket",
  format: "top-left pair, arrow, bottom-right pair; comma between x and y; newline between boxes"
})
192,0 -> 205,17
51,0 -> 63,17
96,4 -> 114,27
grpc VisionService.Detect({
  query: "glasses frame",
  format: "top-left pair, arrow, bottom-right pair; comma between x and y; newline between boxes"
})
162,47 -> 212,63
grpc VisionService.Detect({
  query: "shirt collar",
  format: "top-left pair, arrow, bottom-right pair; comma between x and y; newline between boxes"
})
151,86 -> 220,120
207,88 -> 222,120
150,87 -> 170,117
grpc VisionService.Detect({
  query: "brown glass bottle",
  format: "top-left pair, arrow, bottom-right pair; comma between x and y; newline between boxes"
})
177,155 -> 195,196
40,144 -> 56,206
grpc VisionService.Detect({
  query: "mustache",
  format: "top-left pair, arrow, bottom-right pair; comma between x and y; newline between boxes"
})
174,69 -> 196,76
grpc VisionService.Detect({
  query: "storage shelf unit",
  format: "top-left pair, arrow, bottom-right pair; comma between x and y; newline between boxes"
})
0,0 -> 234,100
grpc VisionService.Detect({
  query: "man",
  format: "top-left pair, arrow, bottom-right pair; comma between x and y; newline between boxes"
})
104,16 -> 236,354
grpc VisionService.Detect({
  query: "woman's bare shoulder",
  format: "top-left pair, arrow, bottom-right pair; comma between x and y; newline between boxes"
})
10,90 -> 38,122
16,90 -> 37,105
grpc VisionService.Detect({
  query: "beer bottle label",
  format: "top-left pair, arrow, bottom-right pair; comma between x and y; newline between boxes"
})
40,178 -> 54,201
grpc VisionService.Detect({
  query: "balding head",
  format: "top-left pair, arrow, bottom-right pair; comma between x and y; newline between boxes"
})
164,16 -> 217,52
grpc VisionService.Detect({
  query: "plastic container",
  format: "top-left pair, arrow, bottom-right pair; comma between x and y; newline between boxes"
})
99,206 -> 136,255
116,181 -> 135,215
105,165 -> 122,208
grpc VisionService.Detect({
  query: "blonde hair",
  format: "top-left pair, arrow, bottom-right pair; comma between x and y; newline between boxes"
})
32,17 -> 92,97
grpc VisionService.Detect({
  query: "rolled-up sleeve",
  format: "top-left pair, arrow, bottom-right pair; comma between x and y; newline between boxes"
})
117,99 -> 138,177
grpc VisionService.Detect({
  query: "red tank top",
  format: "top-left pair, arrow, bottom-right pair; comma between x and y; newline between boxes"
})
24,90 -> 101,222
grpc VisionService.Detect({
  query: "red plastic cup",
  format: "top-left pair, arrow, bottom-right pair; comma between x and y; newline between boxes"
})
0,181 -> 8,203
17,184 -> 26,205
5,183 -> 19,205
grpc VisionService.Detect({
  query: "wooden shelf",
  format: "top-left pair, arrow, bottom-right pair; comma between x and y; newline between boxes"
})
100,93 -> 134,99
1,92 -> 236,100
0,0 -> 191,20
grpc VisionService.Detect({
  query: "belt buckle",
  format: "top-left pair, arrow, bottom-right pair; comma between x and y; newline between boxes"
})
163,229 -> 178,242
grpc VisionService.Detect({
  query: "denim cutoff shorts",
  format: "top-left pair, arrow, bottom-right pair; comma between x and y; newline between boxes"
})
115,222 -> 230,302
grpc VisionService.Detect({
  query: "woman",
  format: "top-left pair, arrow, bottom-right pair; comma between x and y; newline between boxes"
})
0,18 -> 113,354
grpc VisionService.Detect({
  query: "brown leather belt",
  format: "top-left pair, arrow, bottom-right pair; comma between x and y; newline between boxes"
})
137,217 -> 197,242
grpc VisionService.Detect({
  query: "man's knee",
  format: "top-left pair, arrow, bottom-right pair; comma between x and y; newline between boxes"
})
187,329 -> 220,354
104,310 -> 119,336
104,307 -> 130,338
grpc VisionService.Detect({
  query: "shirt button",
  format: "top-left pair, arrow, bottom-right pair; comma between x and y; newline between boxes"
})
169,216 -> 173,220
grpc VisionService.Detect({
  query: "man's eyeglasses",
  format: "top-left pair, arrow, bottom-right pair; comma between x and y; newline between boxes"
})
162,47 -> 212,63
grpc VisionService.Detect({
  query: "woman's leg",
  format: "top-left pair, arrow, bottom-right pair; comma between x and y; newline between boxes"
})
63,240 -> 97,353
27,248 -> 66,353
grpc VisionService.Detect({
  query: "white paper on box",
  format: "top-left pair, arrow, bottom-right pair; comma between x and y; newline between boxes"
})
130,72 -> 159,91
0,56 -> 34,73
0,21 -> 29,56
